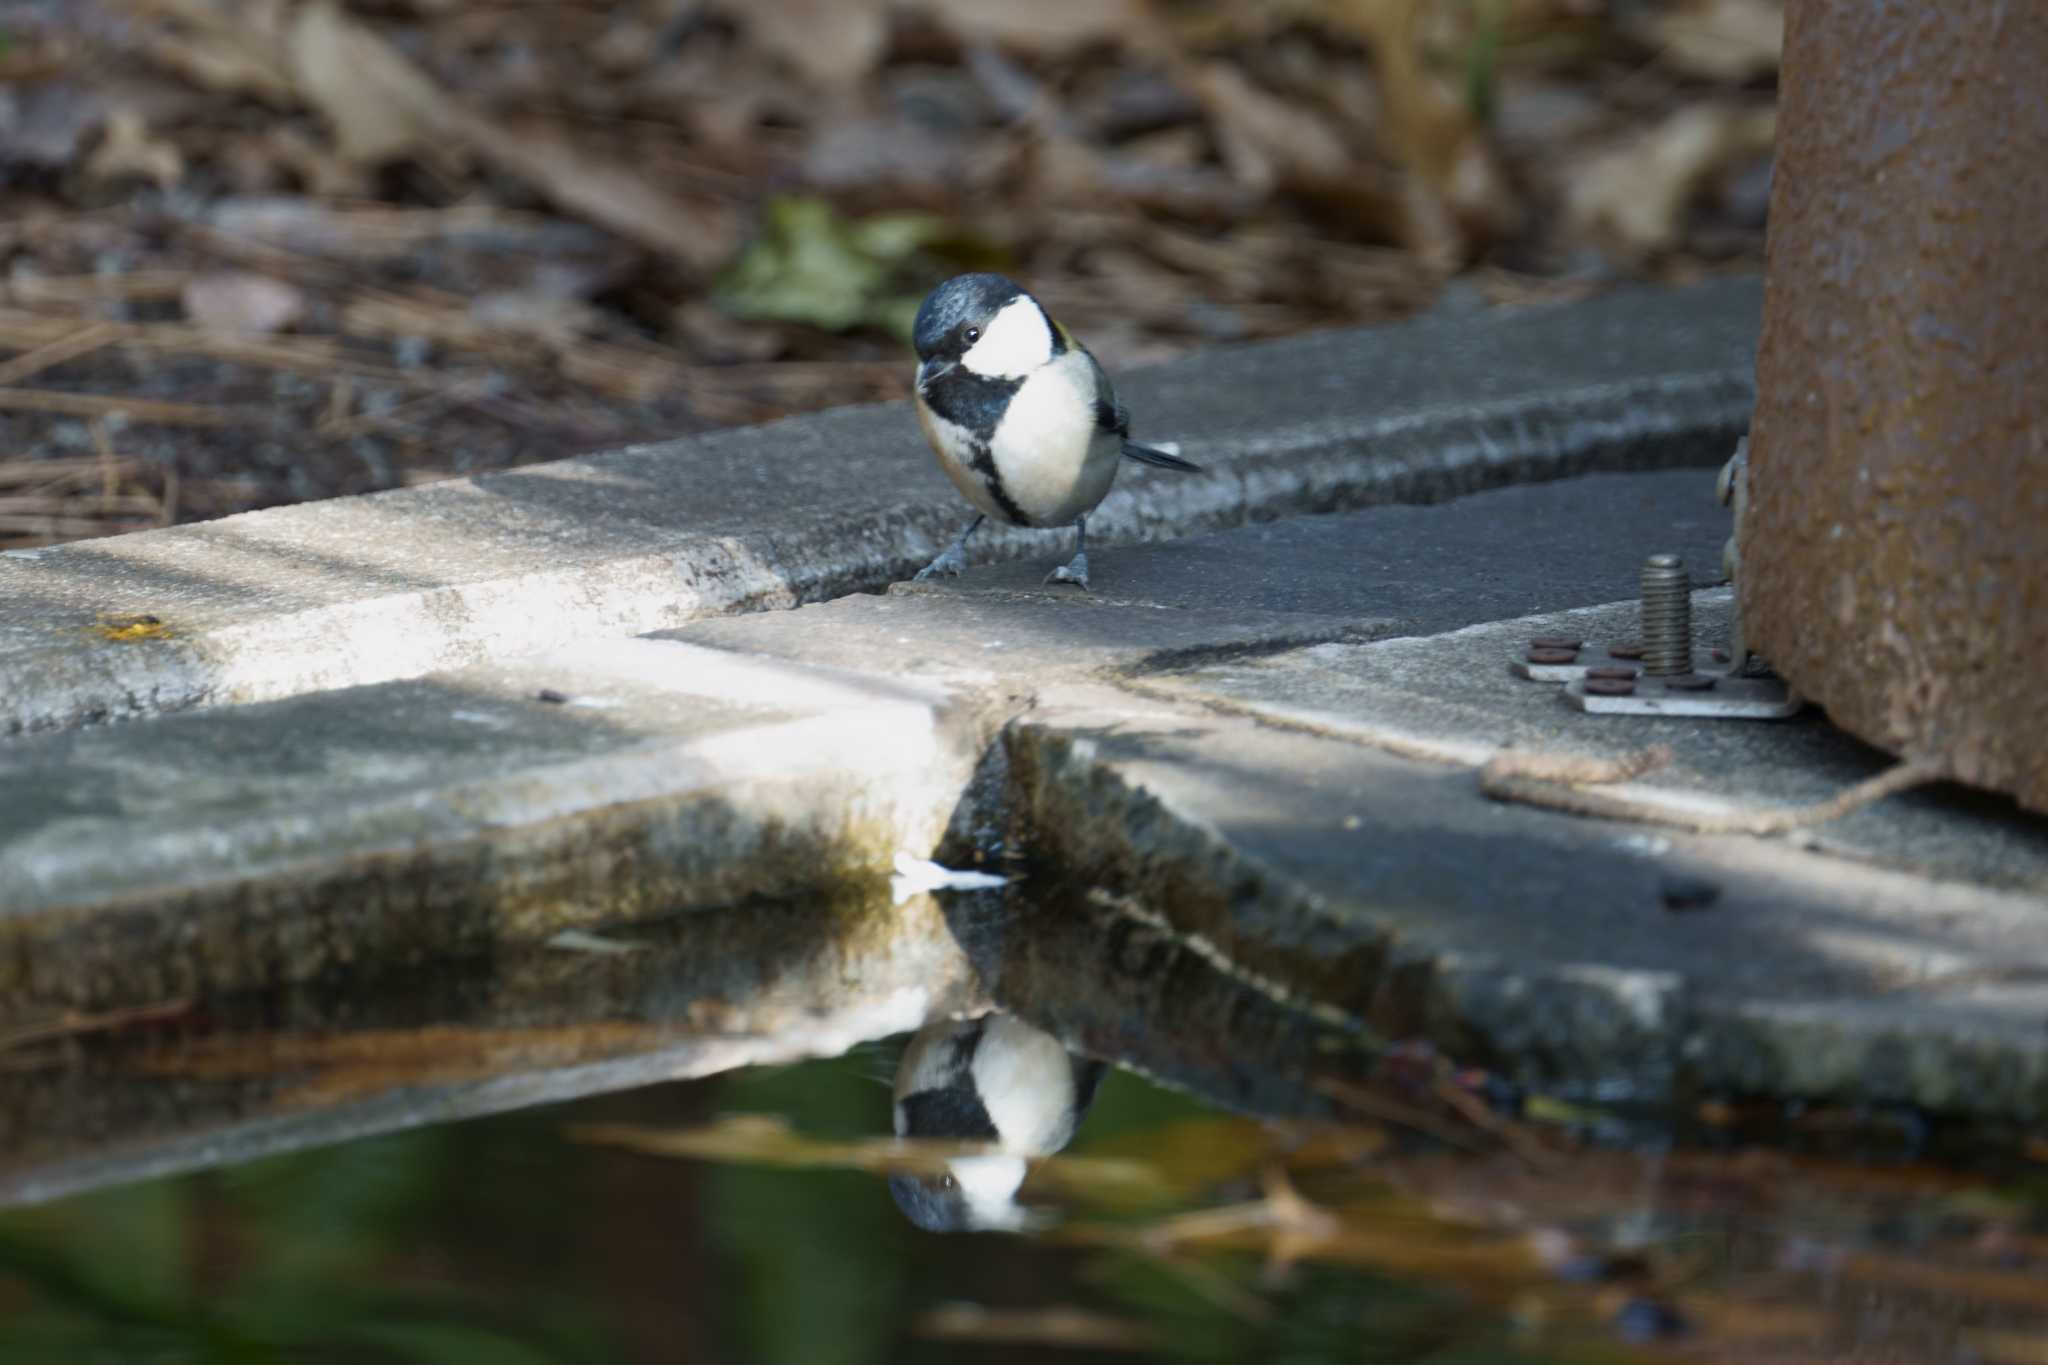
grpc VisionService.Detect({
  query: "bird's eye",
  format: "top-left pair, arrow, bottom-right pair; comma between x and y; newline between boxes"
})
963,326 -> 981,344
940,1175 -> 957,1190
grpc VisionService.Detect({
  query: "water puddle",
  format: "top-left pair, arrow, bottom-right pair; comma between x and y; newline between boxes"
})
2,879 -> 2045,1362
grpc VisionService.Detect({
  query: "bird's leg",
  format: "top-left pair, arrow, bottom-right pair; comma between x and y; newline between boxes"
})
1045,515 -> 1089,590
914,514 -> 984,581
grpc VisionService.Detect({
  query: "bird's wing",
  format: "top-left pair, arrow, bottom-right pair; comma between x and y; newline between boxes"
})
1121,441 -> 1201,471
1086,350 -> 1130,438
1079,344 -> 1201,471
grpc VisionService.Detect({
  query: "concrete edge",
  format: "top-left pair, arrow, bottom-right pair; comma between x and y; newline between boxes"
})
1001,714 -> 2048,1121
0,368 -> 1752,738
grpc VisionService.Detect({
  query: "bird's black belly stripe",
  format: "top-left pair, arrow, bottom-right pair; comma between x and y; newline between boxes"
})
967,438 -> 1030,526
922,369 -> 1033,527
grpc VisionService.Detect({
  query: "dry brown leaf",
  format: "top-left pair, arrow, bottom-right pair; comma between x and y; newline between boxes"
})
1567,104 -> 1775,256
917,0 -> 1159,55
181,271 -> 306,334
110,0 -> 298,103
285,0 -> 449,164
452,117 -> 737,272
272,4 -> 732,270
732,0 -> 891,89
1189,62 -> 1351,194
83,110 -> 185,189
1648,0 -> 1784,82
1312,0 -> 1517,260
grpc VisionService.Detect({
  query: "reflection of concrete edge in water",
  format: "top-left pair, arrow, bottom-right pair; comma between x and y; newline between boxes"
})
0,887 -> 983,1209
934,875 -> 1383,1122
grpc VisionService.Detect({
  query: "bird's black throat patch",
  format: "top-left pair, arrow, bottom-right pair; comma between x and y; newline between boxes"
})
920,367 -> 1032,527
898,1085 -> 1000,1141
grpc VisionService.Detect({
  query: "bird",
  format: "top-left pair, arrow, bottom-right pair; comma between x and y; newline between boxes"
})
908,272 -> 1201,590
887,1012 -> 1106,1232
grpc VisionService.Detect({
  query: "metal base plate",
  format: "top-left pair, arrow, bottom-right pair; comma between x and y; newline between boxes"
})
1563,672 -> 1801,718
1512,637 -> 1801,719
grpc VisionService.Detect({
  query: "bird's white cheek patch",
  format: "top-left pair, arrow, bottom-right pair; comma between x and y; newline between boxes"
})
961,298 -> 1054,379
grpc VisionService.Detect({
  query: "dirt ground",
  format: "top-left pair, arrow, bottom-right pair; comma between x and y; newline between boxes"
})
0,0 -> 1779,550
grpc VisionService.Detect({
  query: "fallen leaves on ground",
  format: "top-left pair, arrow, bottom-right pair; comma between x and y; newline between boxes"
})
0,0 -> 1777,550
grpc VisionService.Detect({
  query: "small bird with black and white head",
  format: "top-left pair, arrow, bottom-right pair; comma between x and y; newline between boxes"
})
888,1012 -> 1106,1233
909,273 -> 1201,590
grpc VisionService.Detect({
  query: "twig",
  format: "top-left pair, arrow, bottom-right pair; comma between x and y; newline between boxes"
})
1314,1076 -> 1494,1155
1429,1075 -> 1563,1172
0,456 -> 153,489
0,495 -> 166,517
1479,746 -> 1944,835
0,321 -> 122,387
0,388 -> 252,427
3,272 -> 191,306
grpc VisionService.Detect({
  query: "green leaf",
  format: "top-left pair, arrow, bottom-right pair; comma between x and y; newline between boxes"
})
712,196 -> 955,340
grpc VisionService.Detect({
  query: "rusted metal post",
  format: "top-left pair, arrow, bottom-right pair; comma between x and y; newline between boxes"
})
1741,0 -> 2048,812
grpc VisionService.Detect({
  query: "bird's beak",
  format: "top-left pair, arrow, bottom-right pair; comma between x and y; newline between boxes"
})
917,357 -> 957,392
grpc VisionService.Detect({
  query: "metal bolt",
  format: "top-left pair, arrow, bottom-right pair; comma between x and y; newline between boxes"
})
1608,642 -> 1646,661
1587,665 -> 1639,681
1584,676 -> 1637,697
1639,554 -> 1693,677
1530,636 -> 1583,652
1527,646 -> 1578,665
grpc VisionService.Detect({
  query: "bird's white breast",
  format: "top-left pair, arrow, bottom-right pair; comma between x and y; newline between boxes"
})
972,1013 -> 1083,1155
988,356 -> 1120,527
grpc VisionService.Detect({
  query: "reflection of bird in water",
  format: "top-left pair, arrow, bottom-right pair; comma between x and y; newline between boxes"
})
888,1013 -> 1106,1232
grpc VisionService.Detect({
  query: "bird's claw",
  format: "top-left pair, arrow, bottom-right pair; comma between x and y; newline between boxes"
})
915,548 -> 967,581
1045,553 -> 1090,591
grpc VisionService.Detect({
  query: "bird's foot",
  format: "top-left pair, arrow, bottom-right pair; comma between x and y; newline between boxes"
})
914,545 -> 968,581
1044,552 -> 1090,591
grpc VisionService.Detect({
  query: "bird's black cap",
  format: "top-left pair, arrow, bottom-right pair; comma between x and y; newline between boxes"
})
913,273 -> 1023,359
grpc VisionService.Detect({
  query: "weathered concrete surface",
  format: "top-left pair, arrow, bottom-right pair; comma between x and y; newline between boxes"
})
0,637 -> 984,1013
672,586 -> 1395,685
680,481 -> 2048,1120
1745,2 -> 2048,812
0,598 -> 1367,1016
8,446 -> 2048,1207
1004,685 -> 2048,1120
898,467 -> 1732,635
1147,592 -> 2048,893
0,278 -> 1758,737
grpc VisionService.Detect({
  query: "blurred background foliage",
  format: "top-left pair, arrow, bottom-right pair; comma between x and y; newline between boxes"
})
0,0 -> 1779,548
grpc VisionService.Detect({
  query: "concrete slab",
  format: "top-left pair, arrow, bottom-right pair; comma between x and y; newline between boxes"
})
669,587 -> 1396,687
1003,685 -> 2048,1119
0,585 -> 1383,1016
0,278 -> 1759,736
1146,592 -> 2048,893
901,467 -> 1732,635
0,636 -> 988,1014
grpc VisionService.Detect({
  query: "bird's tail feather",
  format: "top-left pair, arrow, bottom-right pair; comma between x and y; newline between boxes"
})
1122,441 -> 1200,472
